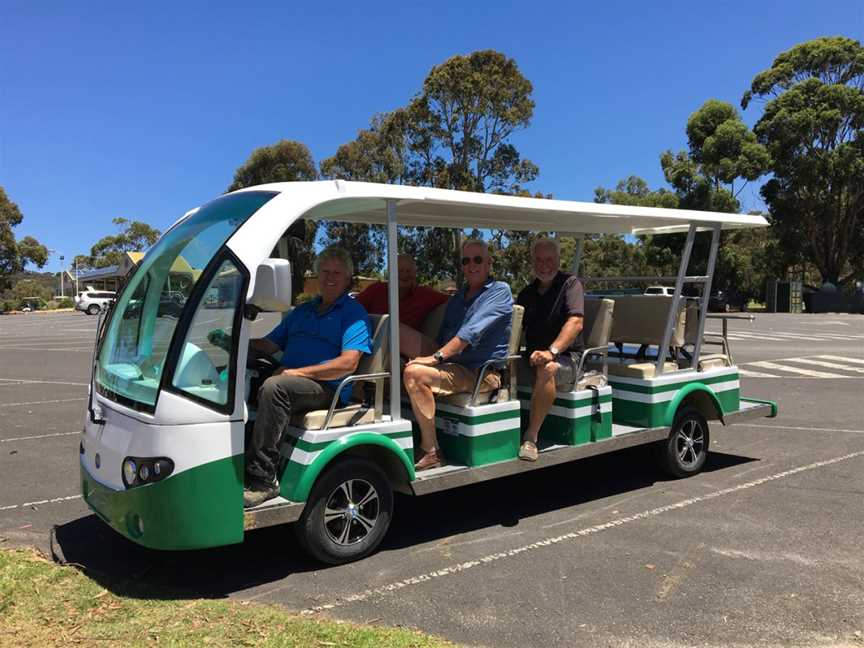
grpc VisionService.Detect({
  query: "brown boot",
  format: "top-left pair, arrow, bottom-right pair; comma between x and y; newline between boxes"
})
414,447 -> 444,471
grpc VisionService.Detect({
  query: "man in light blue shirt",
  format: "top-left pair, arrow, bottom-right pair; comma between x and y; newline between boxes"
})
244,246 -> 371,507
404,239 -> 513,470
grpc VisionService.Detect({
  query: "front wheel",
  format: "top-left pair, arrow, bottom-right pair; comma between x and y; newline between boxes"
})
294,457 -> 393,565
656,408 -> 709,478
86,304 -> 101,315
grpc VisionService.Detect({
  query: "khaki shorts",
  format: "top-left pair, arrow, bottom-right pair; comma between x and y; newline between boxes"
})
431,363 -> 501,396
517,352 -> 580,391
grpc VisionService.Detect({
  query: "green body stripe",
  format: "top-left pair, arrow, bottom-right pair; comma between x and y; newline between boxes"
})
518,391 -> 613,410
609,372 -> 737,394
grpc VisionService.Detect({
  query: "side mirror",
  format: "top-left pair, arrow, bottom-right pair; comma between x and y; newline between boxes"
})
249,259 -> 292,311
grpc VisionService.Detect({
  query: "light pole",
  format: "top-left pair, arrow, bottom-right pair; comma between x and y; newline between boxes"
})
59,255 -> 65,299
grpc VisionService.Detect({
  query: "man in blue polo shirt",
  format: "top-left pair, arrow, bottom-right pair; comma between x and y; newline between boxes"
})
404,239 -> 513,470
244,246 -> 371,507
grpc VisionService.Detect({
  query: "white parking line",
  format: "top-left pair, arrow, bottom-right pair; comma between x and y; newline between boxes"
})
816,355 -> 864,365
0,397 -> 86,408
0,347 -> 91,352
294,448 -> 864,615
737,368 -> 780,378
748,361 -> 847,378
0,431 -> 80,443
782,358 -> 864,374
739,423 -> 864,435
0,378 -> 89,387
0,494 -> 82,512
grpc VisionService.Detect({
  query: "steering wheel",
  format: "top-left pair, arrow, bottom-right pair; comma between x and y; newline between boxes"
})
247,346 -> 279,373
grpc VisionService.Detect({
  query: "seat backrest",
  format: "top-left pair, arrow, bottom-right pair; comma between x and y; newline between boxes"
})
357,313 -> 390,374
508,304 -> 524,355
609,295 -> 686,347
583,298 -> 615,349
684,300 -> 700,346
421,301 -> 448,340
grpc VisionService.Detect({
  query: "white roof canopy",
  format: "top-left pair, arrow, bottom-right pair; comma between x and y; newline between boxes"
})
267,181 -> 769,235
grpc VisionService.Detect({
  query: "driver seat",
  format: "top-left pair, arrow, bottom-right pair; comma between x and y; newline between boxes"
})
289,314 -> 390,430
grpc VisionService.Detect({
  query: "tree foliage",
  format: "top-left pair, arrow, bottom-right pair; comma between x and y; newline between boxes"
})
228,140 -> 318,192
0,186 -> 48,291
228,140 -> 320,295
88,217 -> 161,268
321,50 -> 539,281
742,36 -> 864,285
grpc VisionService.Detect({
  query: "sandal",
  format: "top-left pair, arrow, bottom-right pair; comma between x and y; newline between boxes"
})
414,447 -> 444,471
518,440 -> 539,462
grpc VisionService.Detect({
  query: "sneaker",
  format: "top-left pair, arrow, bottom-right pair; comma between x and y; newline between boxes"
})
518,440 -> 539,462
413,447 -> 444,471
243,479 -> 280,508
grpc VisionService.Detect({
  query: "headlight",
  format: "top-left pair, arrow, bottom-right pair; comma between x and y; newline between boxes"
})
122,459 -> 138,487
121,457 -> 174,488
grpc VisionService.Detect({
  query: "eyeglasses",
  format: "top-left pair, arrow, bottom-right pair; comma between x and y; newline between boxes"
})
461,255 -> 485,266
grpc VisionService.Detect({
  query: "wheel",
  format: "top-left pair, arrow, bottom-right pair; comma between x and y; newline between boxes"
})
294,457 -> 393,564
86,304 -> 101,315
656,408 -> 709,478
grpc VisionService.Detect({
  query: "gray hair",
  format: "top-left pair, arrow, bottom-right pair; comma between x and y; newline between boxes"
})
315,246 -> 354,276
530,236 -> 560,258
461,238 -> 490,258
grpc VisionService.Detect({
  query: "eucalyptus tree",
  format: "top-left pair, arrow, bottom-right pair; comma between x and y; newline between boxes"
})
742,36 -> 864,286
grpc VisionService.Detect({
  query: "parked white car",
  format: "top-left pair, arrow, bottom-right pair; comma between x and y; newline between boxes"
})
644,285 -> 674,296
74,288 -> 116,315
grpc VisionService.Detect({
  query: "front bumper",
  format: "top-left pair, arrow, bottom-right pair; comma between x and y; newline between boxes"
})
81,454 -> 245,550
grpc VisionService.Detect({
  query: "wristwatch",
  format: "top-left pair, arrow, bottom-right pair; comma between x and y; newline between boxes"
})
433,350 -> 446,364
548,345 -> 560,360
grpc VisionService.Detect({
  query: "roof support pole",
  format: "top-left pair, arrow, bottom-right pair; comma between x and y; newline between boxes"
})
655,223 -> 697,376
386,200 -> 401,421
571,235 -> 585,277
691,223 -> 721,369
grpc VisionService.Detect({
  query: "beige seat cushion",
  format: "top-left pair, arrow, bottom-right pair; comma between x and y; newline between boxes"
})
605,360 -> 679,379
292,404 -> 375,430
438,387 -> 510,407
696,354 -> 731,370
574,372 -> 608,390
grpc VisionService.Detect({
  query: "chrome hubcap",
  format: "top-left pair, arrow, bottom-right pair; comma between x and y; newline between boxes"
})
323,478 -> 379,546
675,420 -> 705,468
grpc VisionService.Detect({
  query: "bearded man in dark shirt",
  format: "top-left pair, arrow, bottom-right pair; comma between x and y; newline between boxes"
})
516,237 -> 585,461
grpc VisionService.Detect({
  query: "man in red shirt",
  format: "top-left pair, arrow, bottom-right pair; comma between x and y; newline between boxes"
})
357,255 -> 449,358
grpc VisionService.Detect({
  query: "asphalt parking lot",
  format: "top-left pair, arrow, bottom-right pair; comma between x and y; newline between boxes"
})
1,310 -> 863,647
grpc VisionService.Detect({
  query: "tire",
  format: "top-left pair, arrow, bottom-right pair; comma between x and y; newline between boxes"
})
86,304 -> 101,315
656,407 -> 710,478
294,457 -> 393,565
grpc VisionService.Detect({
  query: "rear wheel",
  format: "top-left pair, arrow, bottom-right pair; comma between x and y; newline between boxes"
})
656,408 -> 709,478
294,457 -> 393,564
86,304 -> 101,315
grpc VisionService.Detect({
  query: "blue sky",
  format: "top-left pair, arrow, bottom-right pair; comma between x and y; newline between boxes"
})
2,1 -> 862,272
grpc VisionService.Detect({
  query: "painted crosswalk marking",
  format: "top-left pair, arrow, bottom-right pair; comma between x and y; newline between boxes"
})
783,357 -> 864,374
748,361 -> 847,379
816,355 -> 864,365
737,368 -> 781,378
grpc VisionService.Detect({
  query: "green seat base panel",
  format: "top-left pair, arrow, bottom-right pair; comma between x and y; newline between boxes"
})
609,367 -> 740,428
404,399 -> 522,467
518,385 -> 613,446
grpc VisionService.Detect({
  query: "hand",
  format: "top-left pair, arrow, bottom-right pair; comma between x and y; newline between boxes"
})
407,355 -> 439,367
207,329 -> 231,353
530,350 -> 554,367
277,367 -> 299,377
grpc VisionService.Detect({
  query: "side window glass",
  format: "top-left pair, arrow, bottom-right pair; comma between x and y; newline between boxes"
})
171,259 -> 243,407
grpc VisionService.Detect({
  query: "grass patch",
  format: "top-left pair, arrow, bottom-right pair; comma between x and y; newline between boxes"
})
0,548 -> 457,647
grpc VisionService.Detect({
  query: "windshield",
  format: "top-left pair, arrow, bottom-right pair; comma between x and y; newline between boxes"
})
96,191 -> 277,410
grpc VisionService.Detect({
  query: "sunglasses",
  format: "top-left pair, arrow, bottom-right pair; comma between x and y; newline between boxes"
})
461,255 -> 485,266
